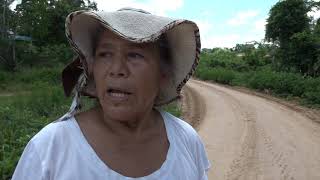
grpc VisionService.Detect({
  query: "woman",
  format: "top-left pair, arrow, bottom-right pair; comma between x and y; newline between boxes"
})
12,8 -> 210,180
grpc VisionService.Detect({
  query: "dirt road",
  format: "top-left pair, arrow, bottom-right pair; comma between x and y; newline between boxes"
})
182,79 -> 320,180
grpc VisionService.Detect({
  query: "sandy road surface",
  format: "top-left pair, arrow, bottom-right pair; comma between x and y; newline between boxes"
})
182,79 -> 320,180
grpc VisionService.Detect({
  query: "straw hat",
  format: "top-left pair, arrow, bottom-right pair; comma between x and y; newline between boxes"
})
59,8 -> 201,121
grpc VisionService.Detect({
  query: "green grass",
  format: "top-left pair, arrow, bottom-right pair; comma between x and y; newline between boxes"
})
0,66 -> 62,92
0,84 -> 72,179
162,102 -> 182,117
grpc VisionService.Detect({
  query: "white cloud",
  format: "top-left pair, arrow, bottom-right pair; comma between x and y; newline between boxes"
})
201,32 -> 265,49
254,18 -> 266,31
192,16 -> 266,48
194,20 -> 213,36
191,19 -> 216,49
227,10 -> 260,26
308,7 -> 320,20
9,0 -> 21,10
206,12 -> 266,48
202,34 -> 240,48
95,0 -> 183,16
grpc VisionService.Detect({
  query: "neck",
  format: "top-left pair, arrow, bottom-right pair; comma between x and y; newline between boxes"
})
93,106 -> 160,138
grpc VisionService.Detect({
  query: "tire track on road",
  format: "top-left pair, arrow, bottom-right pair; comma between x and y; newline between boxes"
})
191,80 -> 260,180
184,79 -> 311,180
181,85 -> 206,130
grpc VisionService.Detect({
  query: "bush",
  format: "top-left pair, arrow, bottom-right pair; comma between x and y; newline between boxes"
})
245,70 -> 316,98
246,70 -> 277,91
38,44 -> 74,66
302,77 -> 320,105
196,67 -> 236,84
0,66 -> 63,92
0,71 -> 9,85
200,50 -> 250,72
196,66 -> 320,107
0,84 -> 71,179
14,43 -> 74,68
0,37 -> 17,71
16,67 -> 62,85
230,71 -> 253,86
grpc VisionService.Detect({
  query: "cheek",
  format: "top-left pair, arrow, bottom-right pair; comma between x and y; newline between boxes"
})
134,67 -> 162,97
92,64 -> 107,96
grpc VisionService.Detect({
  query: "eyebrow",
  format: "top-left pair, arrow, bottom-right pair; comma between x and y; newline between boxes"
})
96,43 -> 113,49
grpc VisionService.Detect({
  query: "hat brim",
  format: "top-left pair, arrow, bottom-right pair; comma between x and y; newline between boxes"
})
63,9 -> 201,106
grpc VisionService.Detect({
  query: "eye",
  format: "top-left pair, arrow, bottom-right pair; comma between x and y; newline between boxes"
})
128,52 -> 144,60
97,51 -> 113,58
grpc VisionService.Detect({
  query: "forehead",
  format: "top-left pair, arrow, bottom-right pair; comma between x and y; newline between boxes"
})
96,29 -> 157,49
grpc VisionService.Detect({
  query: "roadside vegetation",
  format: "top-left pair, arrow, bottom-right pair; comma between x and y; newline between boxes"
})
196,0 -> 320,108
196,48 -> 320,107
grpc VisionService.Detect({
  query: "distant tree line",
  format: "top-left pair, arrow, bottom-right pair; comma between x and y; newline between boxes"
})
265,0 -> 320,77
197,0 -> 320,107
0,0 -> 97,71
202,0 -> 320,78
1,0 -> 320,77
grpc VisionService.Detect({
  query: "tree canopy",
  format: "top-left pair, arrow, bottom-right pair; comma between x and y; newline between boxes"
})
0,0 -> 97,71
265,0 -> 311,47
265,0 -> 320,76
15,0 -> 97,45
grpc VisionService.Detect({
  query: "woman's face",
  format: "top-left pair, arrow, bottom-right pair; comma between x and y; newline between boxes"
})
92,29 -> 166,122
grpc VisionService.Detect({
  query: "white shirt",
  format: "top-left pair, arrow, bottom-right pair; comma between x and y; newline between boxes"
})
12,110 -> 211,180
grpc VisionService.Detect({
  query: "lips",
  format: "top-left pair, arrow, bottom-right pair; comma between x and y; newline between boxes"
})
106,87 -> 132,100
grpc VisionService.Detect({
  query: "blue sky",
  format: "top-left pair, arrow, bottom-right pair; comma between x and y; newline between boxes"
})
166,0 -> 279,48
92,0 -> 280,48
11,0 -> 320,48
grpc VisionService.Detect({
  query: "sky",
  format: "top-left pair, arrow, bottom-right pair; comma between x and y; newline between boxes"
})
10,0 -> 320,48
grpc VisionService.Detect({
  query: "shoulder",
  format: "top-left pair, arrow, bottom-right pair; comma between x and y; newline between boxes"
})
161,111 -> 202,147
32,118 -> 72,142
161,111 -> 211,175
12,117 -> 76,180
28,117 -> 75,158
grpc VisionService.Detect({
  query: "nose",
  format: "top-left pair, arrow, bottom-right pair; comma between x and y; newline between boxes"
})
109,55 -> 129,78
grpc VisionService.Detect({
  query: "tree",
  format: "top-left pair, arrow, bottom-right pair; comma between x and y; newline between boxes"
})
311,19 -> 320,76
1,0 -> 98,70
0,0 -> 18,71
265,0 -> 320,76
235,43 -> 271,69
265,0 -> 311,47
289,30 -> 318,74
15,0 -> 97,45
1,0 -> 15,34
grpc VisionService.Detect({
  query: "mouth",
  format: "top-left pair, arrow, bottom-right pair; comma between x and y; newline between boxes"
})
107,87 -> 133,99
